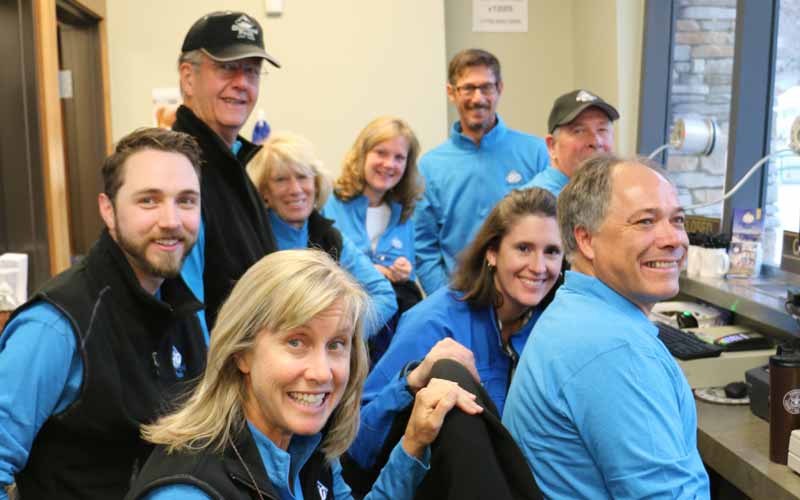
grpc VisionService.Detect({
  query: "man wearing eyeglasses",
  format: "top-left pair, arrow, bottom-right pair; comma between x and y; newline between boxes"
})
174,11 -> 280,329
414,49 -> 550,294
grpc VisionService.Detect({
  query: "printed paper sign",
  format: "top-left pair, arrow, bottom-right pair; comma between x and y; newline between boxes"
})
473,0 -> 528,32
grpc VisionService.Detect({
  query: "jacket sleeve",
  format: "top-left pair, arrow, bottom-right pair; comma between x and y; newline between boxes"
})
339,235 -> 397,336
333,441 -> 430,500
532,137 -> 550,172
0,303 -> 81,494
402,218 -> 417,283
349,306 -> 447,469
413,187 -> 447,294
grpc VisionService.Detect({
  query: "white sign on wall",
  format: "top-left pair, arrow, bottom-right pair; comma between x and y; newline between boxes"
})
473,0 -> 528,33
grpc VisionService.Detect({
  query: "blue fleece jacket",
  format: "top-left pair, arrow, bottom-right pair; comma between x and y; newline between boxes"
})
414,116 -> 549,293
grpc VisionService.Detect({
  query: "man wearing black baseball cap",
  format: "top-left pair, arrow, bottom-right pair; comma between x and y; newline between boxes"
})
521,89 -> 619,196
173,11 -> 280,330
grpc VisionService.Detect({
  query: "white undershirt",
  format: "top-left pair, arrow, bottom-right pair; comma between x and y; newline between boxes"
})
365,203 -> 391,252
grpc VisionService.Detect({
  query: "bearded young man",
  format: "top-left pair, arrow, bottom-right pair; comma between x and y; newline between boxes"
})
0,128 -> 208,500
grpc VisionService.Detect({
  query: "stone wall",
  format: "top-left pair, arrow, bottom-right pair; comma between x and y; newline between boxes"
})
667,0 -> 800,264
667,0 -> 735,218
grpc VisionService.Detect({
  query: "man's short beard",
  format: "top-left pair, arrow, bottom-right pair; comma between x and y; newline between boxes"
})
116,232 -> 194,280
113,211 -> 196,281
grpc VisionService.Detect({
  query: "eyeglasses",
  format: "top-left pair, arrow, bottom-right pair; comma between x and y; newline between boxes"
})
207,60 -> 267,83
455,82 -> 498,97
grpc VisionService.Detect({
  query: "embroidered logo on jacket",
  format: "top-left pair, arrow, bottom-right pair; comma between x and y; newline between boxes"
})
316,480 -> 328,500
231,15 -> 258,40
506,170 -> 522,184
391,237 -> 403,249
172,346 -> 185,379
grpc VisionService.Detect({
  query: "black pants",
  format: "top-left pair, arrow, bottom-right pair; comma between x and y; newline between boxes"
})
344,359 -> 543,500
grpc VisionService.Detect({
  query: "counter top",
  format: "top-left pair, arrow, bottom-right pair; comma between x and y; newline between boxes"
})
696,399 -> 800,499
680,270 -> 800,335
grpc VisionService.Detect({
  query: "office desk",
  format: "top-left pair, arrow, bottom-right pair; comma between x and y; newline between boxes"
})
697,399 -> 800,499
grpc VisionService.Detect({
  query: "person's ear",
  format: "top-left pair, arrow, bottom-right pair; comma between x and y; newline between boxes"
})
446,83 -> 457,104
486,247 -> 498,268
98,193 -> 116,233
574,225 -> 595,262
179,62 -> 196,99
235,352 -> 252,375
545,133 -> 557,158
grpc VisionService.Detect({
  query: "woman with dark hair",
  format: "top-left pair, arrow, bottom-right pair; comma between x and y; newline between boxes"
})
347,188 -> 563,487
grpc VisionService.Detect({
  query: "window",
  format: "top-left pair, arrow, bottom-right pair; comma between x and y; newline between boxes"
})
765,0 -> 800,265
667,1 -> 737,218
639,0 -> 798,271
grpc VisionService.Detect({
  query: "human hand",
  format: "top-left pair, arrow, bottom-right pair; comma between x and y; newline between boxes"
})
388,256 -> 412,282
401,378 -> 483,458
373,264 -> 393,281
406,338 -> 480,393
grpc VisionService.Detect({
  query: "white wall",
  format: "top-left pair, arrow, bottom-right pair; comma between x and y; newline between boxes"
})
106,0 -> 448,178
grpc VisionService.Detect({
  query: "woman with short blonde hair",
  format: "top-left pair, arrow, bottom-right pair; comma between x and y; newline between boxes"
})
247,132 -> 398,336
127,250 -> 481,499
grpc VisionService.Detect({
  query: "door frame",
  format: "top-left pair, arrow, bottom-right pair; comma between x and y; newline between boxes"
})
32,0 -> 110,275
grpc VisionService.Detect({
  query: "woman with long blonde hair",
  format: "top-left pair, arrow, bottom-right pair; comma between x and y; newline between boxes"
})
126,250 -> 481,500
323,117 -> 424,363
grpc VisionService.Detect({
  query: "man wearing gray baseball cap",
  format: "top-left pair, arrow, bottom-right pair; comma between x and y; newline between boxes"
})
521,89 -> 619,196
174,11 -> 280,330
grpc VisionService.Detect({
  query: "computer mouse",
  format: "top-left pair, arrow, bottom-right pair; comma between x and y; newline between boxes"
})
724,381 -> 748,399
676,311 -> 699,329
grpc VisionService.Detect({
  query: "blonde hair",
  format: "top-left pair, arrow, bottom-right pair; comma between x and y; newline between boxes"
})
141,249 -> 370,462
247,131 -> 332,209
334,117 -> 423,222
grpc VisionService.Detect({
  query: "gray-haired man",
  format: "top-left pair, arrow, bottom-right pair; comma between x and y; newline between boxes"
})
175,11 -> 280,329
504,155 -> 710,499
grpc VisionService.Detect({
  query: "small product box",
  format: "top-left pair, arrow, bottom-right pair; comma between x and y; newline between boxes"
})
728,209 -> 764,278
0,253 -> 28,307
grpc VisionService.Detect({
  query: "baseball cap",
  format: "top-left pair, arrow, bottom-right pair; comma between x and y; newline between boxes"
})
182,11 -> 281,68
548,89 -> 619,133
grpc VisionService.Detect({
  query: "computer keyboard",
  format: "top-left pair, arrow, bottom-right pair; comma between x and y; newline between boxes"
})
654,321 -> 723,360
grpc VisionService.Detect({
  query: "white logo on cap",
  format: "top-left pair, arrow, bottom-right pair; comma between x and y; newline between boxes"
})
576,90 -> 597,103
231,15 -> 258,41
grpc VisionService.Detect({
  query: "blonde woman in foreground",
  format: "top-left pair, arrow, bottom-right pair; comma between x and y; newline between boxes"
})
126,250 -> 481,500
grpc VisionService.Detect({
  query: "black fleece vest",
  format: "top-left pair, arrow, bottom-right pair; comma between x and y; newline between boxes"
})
307,210 -> 343,261
13,230 -> 207,500
126,425 -> 334,500
173,105 -> 276,329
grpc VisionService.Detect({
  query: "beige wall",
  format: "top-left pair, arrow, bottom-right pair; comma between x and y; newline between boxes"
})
444,0 -> 576,139
107,1 -> 644,173
106,0 -> 448,178
444,0 -> 643,153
